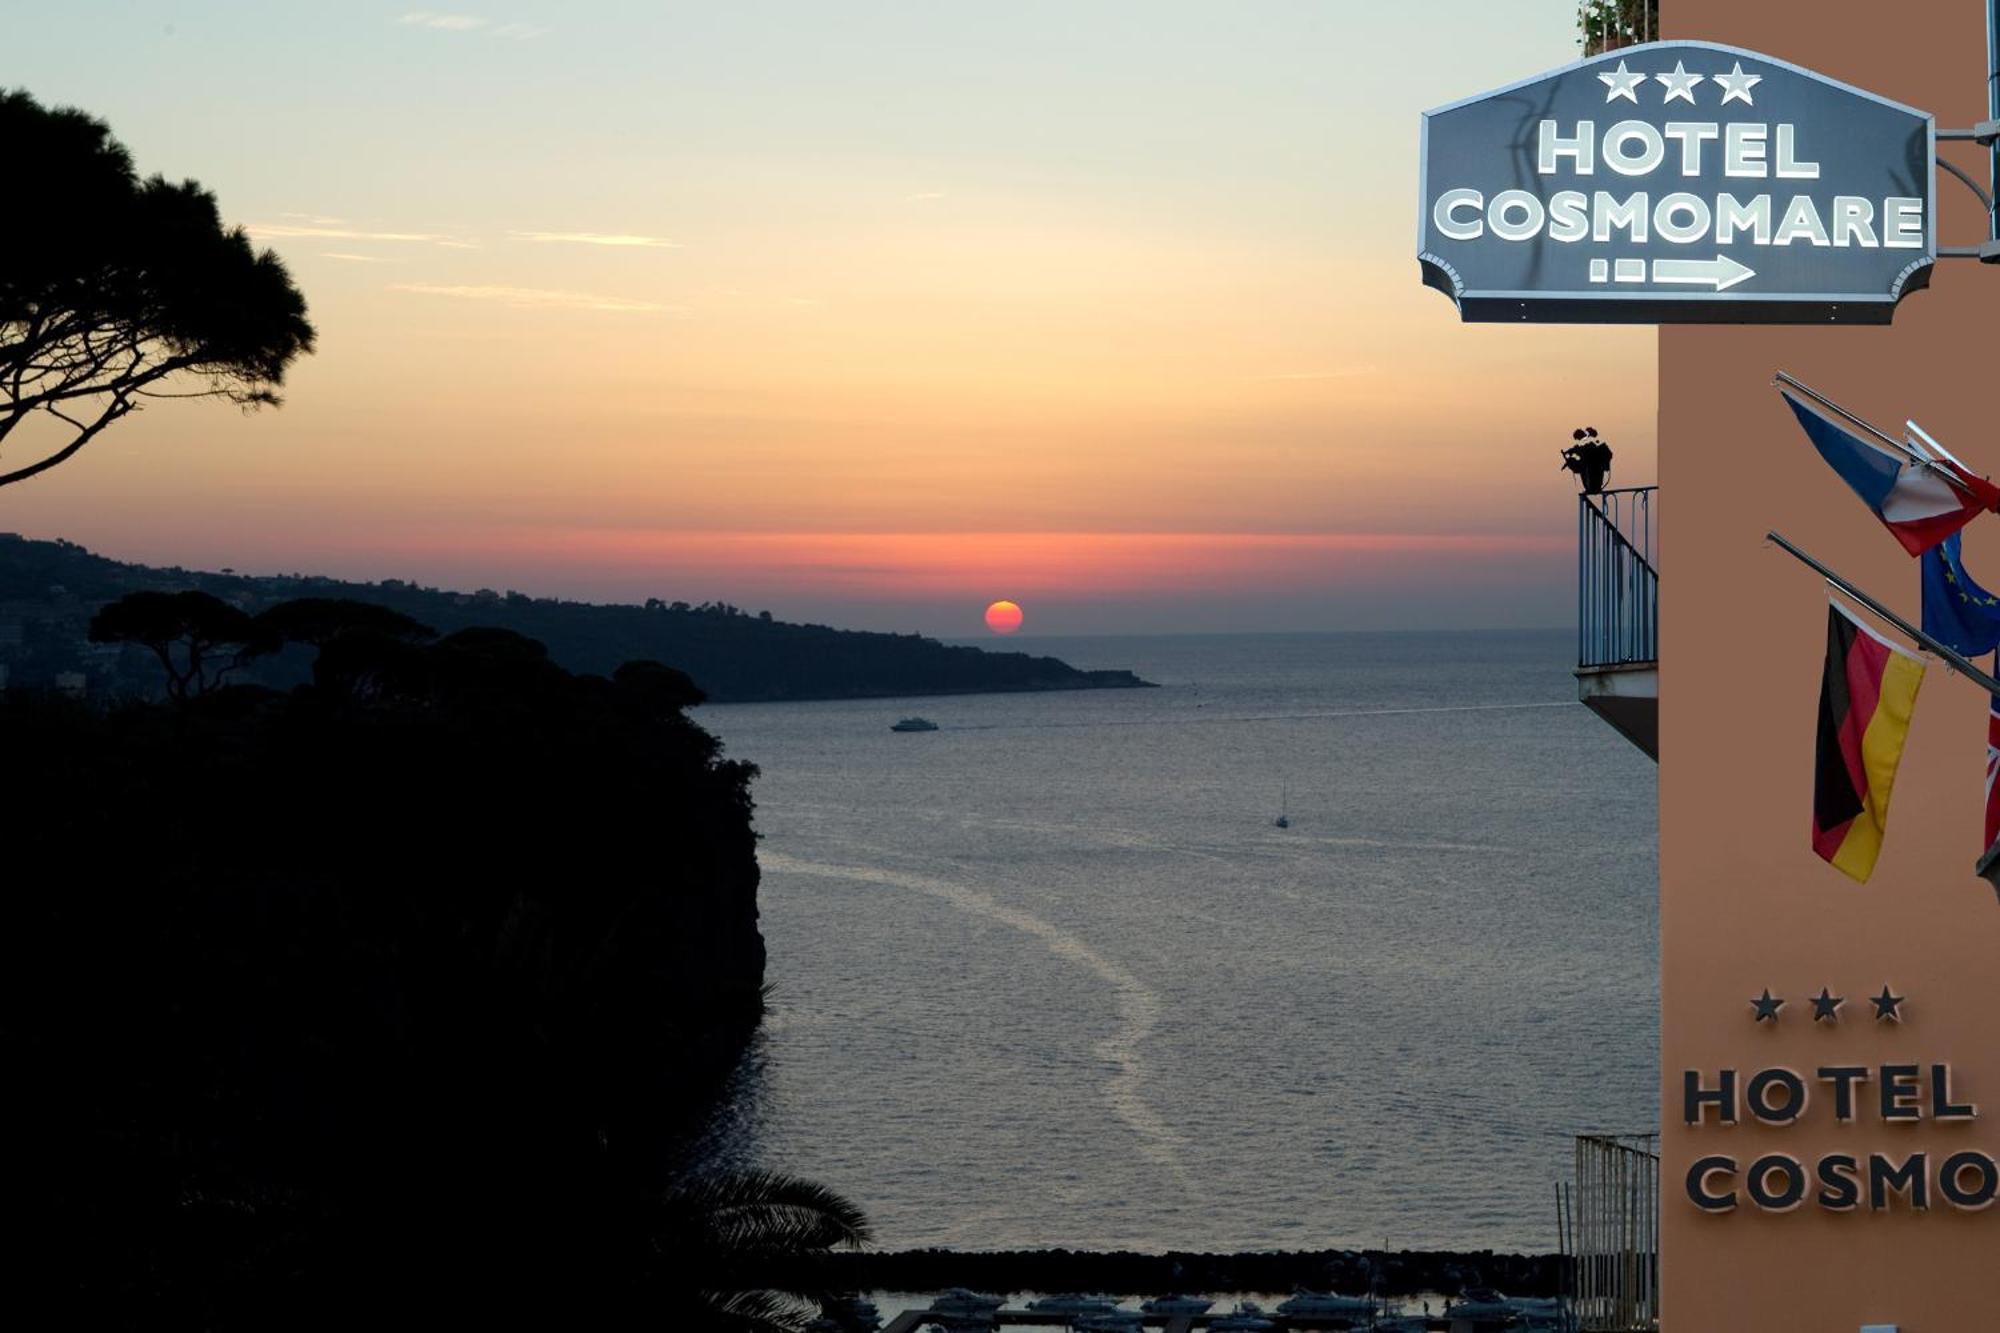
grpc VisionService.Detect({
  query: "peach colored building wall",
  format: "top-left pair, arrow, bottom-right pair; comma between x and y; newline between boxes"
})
1661,3 -> 2000,1330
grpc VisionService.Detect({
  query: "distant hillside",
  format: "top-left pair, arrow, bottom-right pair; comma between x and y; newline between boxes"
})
0,534 -> 1152,703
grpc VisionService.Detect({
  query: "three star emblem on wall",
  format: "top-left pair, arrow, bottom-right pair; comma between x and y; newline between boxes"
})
1751,986 -> 1903,1022
1597,59 -> 1762,106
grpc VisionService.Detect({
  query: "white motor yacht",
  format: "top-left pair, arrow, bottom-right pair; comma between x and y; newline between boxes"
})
929,1289 -> 1006,1316
1275,1289 -> 1377,1318
1140,1294 -> 1213,1315
1445,1287 -> 1562,1322
1026,1295 -> 1120,1315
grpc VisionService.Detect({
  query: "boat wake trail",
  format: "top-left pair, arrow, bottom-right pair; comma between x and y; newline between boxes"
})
760,851 -> 1188,1179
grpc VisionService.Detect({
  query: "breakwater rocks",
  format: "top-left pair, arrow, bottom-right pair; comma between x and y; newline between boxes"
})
777,1247 -> 1563,1298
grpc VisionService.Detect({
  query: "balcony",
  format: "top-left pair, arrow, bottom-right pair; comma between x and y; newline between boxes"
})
1560,1132 -> 1661,1331
1577,486 -> 1657,761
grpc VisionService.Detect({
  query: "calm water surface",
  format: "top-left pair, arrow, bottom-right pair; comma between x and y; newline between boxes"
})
694,630 -> 1658,1253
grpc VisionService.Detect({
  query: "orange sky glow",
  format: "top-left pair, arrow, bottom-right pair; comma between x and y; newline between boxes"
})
448,530 -> 1571,598
1,2 -> 1655,635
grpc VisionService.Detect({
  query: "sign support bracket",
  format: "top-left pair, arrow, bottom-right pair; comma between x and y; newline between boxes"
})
1940,0 -> 2000,258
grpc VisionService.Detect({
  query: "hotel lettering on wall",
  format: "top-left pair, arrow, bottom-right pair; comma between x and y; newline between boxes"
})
1417,41 -> 1935,323
1682,991 -> 1995,1216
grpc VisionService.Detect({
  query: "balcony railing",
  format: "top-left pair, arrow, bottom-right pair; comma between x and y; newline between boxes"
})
1560,1132 -> 1660,1331
1578,486 -> 1657,670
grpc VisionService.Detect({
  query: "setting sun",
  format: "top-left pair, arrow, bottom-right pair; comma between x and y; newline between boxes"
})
983,599 -> 1023,635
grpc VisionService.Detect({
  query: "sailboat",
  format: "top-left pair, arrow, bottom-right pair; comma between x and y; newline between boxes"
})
1273,783 -> 1290,829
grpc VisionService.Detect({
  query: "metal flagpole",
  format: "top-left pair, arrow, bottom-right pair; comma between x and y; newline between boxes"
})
1772,371 -> 1905,452
1766,530 -> 2000,696
1773,370 -> 1983,497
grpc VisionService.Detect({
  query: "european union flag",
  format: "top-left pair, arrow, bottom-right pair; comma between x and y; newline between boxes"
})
1921,532 -> 2000,656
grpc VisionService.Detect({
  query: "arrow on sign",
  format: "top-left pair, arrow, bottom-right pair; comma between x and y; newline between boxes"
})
1650,255 -> 1756,291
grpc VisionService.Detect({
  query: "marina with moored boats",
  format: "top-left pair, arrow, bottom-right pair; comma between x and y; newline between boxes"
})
863,1286 -> 1569,1333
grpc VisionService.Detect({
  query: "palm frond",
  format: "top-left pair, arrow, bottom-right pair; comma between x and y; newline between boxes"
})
670,1169 -> 872,1254
696,1287 -> 818,1333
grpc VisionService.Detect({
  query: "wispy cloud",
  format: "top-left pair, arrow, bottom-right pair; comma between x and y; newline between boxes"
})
263,222 -> 672,252
905,190 -> 948,201
395,12 -> 547,38
391,283 -> 680,314
320,252 -> 394,263
510,230 -> 681,249
396,11 -> 487,31
249,222 -> 454,244
1252,366 -> 1381,381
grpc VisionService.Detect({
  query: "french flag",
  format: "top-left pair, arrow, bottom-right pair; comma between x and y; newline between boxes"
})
1780,385 -> 1999,557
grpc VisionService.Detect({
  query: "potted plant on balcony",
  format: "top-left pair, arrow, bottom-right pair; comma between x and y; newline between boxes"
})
1578,0 -> 1660,55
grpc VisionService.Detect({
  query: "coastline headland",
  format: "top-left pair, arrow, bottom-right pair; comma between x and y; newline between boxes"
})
773,1246 -> 1562,1299
0,534 -> 1155,703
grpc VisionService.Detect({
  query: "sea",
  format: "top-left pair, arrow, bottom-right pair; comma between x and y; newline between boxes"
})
691,629 -> 1658,1256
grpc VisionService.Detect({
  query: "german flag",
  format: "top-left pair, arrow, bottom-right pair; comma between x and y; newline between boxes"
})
1814,600 -> 1926,882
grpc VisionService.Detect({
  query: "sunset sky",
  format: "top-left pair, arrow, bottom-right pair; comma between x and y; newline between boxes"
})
2,1 -> 1654,636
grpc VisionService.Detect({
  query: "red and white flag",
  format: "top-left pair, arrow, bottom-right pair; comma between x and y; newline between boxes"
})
1906,420 -> 2000,515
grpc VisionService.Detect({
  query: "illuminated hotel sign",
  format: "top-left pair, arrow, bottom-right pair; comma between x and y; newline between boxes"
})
1680,986 -> 1994,1215
1418,41 -> 1936,323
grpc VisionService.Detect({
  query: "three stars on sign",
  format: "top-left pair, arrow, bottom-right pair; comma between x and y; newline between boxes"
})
1598,58 -> 1762,106
1750,985 -> 1903,1022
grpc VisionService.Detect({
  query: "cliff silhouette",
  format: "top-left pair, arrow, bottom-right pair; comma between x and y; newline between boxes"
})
0,534 -> 1154,702
2,620 -> 795,1324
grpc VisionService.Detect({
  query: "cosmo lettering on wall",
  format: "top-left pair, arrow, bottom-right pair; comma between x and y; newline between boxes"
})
1681,988 -> 1995,1218
1418,41 -> 1936,323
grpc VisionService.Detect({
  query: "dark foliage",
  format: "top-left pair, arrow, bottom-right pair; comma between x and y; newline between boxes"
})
251,596 -> 435,647
0,624 -> 837,1327
617,658 -> 709,710
88,589 -> 279,700
660,1170 -> 873,1328
0,89 -> 313,488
